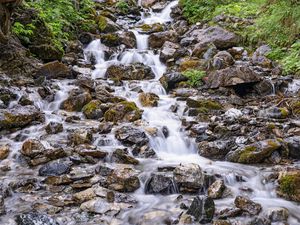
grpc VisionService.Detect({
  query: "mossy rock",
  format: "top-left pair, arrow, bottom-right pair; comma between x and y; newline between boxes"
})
104,101 -> 142,123
138,92 -> 159,107
186,98 -> 223,111
290,100 -> 300,115
101,33 -> 120,47
277,170 -> 300,202
179,59 -> 207,72
82,100 -> 103,119
137,23 -> 164,33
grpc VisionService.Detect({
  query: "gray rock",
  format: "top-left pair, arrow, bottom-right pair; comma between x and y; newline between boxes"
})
284,136 -> 300,159
159,72 -> 188,91
187,196 -> 215,223
15,213 -> 58,225
45,122 -> 63,134
266,207 -> 289,222
115,126 -> 149,147
39,160 -> 72,176
145,172 -> 177,194
234,196 -> 262,215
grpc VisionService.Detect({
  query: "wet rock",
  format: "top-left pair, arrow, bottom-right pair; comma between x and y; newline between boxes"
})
0,88 -> 17,106
69,129 -> 93,145
60,89 -> 92,112
247,216 -> 271,225
76,145 -> 108,159
145,172 -> 177,194
212,51 -> 235,70
218,207 -> 242,219
198,140 -> 231,160
104,101 -> 142,123
206,66 -> 261,89
0,105 -> 44,130
21,139 -> 46,158
277,169 -> 300,202
284,136 -> 300,159
15,213 -> 58,225
253,79 -> 275,96
0,195 -> 5,215
266,207 -> 289,222
119,31 -> 137,48
186,196 -> 215,223
186,98 -> 223,112
227,139 -> 282,164
259,107 -> 289,119
95,85 -> 125,103
44,175 -> 72,186
174,163 -> 204,193
0,145 -> 10,160
79,32 -> 94,45
101,33 -> 120,47
35,61 -> 72,79
234,196 -> 262,215
112,149 -> 139,165
105,63 -> 155,81
159,72 -> 188,91
139,92 -> 159,107
29,148 -> 67,166
98,16 -> 120,33
251,45 -> 272,68
106,165 -> 140,192
148,30 -> 178,48
224,108 -> 243,120
45,122 -> 63,134
138,210 -> 173,225
208,179 -> 225,199
213,220 -> 232,225
82,100 -> 103,119
115,125 -> 149,147
159,41 -> 182,62
132,145 -> 157,158
192,42 -> 217,59
39,160 -> 72,176
98,122 -> 113,134
29,44 -> 63,62
18,95 -> 33,106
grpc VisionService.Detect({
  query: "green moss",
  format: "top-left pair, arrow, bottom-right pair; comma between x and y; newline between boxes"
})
104,109 -> 117,122
104,101 -> 141,122
120,101 -> 138,112
291,100 -> 300,115
279,107 -> 289,118
280,175 -> 297,195
187,98 -> 223,111
116,0 -> 129,14
82,100 -> 101,114
98,16 -> 108,31
238,145 -> 257,163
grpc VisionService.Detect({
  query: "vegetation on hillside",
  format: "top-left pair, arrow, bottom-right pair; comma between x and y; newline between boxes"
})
179,0 -> 300,75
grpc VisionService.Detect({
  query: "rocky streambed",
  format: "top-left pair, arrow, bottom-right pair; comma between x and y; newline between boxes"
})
0,0 -> 300,225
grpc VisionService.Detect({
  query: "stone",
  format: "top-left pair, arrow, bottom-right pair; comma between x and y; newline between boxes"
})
60,89 -> 92,112
101,33 -> 120,47
76,145 -> 108,159
39,161 -> 72,176
29,44 -> 63,62
0,105 -> 44,130
159,72 -> 188,91
212,51 -> 235,70
213,220 -> 232,225
105,64 -> 155,81
259,107 -> 289,119
139,92 -> 159,107
45,122 -> 63,134
206,66 -> 261,89
227,139 -> 282,164
104,101 -> 142,123
115,125 -> 149,147
148,30 -> 178,49
266,207 -> 289,222
132,145 -> 157,158
234,196 -> 262,215
15,213 -> 58,225
277,169 -> 300,202
69,129 -> 93,145
111,149 -> 139,165
208,179 -> 225,199
173,163 -> 204,193
98,16 -> 120,33
145,172 -> 177,194
251,45 -> 272,68
0,145 -> 9,160
21,139 -> 46,158
79,32 -> 94,45
119,31 -> 137,48
186,196 -> 215,223
284,136 -> 300,159
198,140 -> 231,160
159,41 -> 182,62
18,95 -> 33,106
82,100 -> 103,119
35,61 -> 72,79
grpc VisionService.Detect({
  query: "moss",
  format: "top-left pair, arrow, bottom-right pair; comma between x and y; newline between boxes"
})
101,33 -> 119,46
120,101 -> 139,112
187,98 -> 223,110
104,101 -> 141,122
137,23 -> 163,33
279,175 -> 297,195
291,101 -> 300,115
266,123 -> 276,130
104,109 -> 117,122
279,107 -> 289,118
98,16 -> 108,31
238,145 -> 257,163
82,100 -> 101,115
179,59 -> 206,72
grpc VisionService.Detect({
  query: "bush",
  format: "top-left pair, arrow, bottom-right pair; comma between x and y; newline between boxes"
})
116,0 -> 129,14
182,69 -> 206,87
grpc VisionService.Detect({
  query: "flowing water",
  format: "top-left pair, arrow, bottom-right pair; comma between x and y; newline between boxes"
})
1,1 -> 300,224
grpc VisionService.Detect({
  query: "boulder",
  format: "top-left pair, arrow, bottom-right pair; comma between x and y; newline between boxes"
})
115,125 -> 149,146
105,63 -> 155,81
284,136 -> 300,159
259,107 -> 289,119
159,72 -> 188,91
39,161 -> 72,176
212,51 -> 235,70
98,16 -> 120,33
251,45 -> 273,68
139,92 -> 159,107
60,89 -> 92,112
101,33 -> 120,47
35,61 -> 72,79
104,101 -> 142,123
45,122 -> 63,134
0,145 -> 10,160
15,213 -> 58,225
206,66 -> 261,89
173,163 -> 204,193
208,179 -> 225,199
82,100 -> 103,119
119,31 -> 137,48
29,44 -> 63,62
266,207 -> 289,222
234,196 -> 262,215
148,31 -> 178,49
69,129 -> 93,145
227,139 -> 282,164
21,139 -> 46,158
145,172 -> 177,194
186,196 -> 215,223
159,41 -> 182,62
111,148 -> 139,165
75,145 -> 108,159
277,169 -> 300,202
198,140 -> 231,160
0,105 -> 44,130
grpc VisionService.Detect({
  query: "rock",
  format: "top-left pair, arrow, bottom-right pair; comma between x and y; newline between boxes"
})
247,216 -> 271,225
212,51 -> 235,70
45,122 -> 63,134
227,139 -> 282,164
192,42 -> 217,58
76,145 -> 108,158
186,196 -> 215,223
159,41 -> 182,62
213,220 -> 232,225
0,195 -> 5,215
148,31 -> 178,49
266,207 -> 289,222
186,98 -> 222,111
15,213 -> 58,225
208,179 -> 225,199
79,32 -> 94,45
98,122 -> 113,134
284,136 -> 300,159
0,88 -> 17,106
218,207 -> 242,219
141,0 -> 162,8
29,44 -> 63,62
0,145 -> 10,160
0,105 -> 44,130
105,63 -> 155,81
139,92 -> 159,107
259,107 -> 289,119
277,169 -> 300,202
60,89 -> 92,112
115,125 -> 149,147
101,33 -> 120,47
224,108 -> 243,120
95,85 -> 125,103
82,100 -> 103,119
145,172 -> 177,194
234,196 -> 262,215
112,149 -> 139,165
39,160 -> 72,176
159,72 -> 188,91
98,16 -> 120,33
206,66 -> 261,89
104,101 -> 142,123
174,163 -> 204,193
21,139 -> 46,158
132,145 -> 157,158
198,140 -> 231,160
18,95 -> 33,106
69,129 -> 93,145
119,31 -> 137,48
106,166 -> 140,192
253,79 -> 275,96
35,61 -> 72,79
251,45 -> 272,68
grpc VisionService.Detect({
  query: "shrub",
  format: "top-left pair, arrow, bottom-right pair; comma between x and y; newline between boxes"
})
182,69 -> 206,87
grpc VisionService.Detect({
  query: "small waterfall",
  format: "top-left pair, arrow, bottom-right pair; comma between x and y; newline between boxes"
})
131,30 -> 149,50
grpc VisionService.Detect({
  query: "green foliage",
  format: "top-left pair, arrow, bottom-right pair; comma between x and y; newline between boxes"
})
182,69 -> 206,87
12,22 -> 35,43
116,0 -> 129,14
